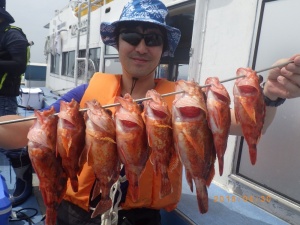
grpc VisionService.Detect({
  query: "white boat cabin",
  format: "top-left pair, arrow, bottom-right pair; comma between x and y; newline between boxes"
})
42,0 -> 300,224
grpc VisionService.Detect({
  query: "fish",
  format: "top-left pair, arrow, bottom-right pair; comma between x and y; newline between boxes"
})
82,99 -> 120,218
56,99 -> 85,192
27,107 -> 68,225
143,89 -> 178,198
204,77 -> 231,176
114,93 -> 149,202
172,80 -> 215,214
233,67 -> 266,165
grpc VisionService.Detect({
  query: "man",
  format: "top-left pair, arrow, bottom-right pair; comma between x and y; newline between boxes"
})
0,0 -> 300,224
0,0 -> 32,207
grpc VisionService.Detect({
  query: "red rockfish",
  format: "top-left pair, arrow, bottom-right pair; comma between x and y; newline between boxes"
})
172,80 -> 215,214
204,77 -> 231,176
81,99 -> 120,218
233,68 -> 266,165
143,89 -> 179,198
56,99 -> 85,192
27,107 -> 67,225
114,94 -> 149,202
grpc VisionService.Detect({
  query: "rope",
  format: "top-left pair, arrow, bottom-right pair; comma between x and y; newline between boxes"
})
101,166 -> 127,225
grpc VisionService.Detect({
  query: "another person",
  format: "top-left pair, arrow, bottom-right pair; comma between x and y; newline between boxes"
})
0,0 -> 300,224
0,0 -> 32,207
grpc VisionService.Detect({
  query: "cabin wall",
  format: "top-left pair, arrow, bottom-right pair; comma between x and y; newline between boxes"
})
46,3 -> 104,92
189,0 -> 259,188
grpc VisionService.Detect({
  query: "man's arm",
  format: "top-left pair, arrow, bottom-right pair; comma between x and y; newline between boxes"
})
0,115 -> 34,149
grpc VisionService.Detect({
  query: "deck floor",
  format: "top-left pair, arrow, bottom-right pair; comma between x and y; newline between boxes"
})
1,153 -> 290,225
0,152 -> 46,225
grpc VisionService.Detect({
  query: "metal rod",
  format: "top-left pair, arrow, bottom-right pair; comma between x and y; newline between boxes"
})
0,60 -> 294,125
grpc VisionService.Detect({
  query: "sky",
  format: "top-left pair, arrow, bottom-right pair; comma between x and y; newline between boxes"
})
6,0 -> 69,63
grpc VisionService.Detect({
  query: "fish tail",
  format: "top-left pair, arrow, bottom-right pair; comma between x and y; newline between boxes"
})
91,180 -> 101,200
127,172 -> 140,202
249,144 -> 257,165
91,197 -> 112,218
195,178 -> 209,214
160,173 -> 173,198
46,208 -> 57,225
218,155 -> 224,176
70,178 -> 79,192
131,183 -> 139,202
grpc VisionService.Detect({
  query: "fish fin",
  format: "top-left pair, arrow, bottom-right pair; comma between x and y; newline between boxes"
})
86,143 -> 94,166
185,170 -> 194,192
149,152 -> 158,174
160,173 -> 173,198
91,197 -> 112,218
213,108 -> 223,130
194,178 -> 209,214
70,178 -> 79,193
128,173 -> 139,202
205,163 -> 215,187
118,147 -> 128,165
241,100 -> 256,123
61,135 -> 72,157
78,146 -> 88,170
168,148 -> 179,172
92,180 -> 101,201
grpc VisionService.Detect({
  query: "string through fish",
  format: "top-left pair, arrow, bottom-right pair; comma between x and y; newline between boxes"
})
0,60 -> 294,125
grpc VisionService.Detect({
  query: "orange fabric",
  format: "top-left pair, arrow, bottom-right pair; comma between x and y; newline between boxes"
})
64,73 -> 182,212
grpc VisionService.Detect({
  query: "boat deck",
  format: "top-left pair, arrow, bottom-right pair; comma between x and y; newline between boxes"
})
0,87 -> 290,225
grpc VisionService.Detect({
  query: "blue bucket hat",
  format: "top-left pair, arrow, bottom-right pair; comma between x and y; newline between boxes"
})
100,0 -> 181,57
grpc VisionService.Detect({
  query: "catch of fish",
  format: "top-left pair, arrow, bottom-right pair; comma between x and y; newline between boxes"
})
24,68 -> 266,222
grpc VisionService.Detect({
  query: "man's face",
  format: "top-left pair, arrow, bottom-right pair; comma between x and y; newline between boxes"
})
118,25 -> 164,79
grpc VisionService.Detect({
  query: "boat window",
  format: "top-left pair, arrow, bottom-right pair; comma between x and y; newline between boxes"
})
105,45 -> 118,55
177,64 -> 189,81
104,57 -> 122,74
50,53 -> 60,75
156,64 -> 189,81
61,51 -> 75,78
89,48 -> 101,72
77,48 -> 101,81
61,52 -> 68,76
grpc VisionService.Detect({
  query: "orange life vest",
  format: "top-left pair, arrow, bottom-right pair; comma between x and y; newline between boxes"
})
63,73 -> 183,212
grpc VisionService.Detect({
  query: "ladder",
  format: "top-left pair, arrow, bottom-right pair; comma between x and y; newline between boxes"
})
73,0 -> 102,86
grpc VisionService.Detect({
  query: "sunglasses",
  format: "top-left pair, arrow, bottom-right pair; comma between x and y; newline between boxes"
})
119,32 -> 164,47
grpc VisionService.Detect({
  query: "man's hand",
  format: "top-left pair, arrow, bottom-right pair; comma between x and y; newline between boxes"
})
264,54 -> 300,100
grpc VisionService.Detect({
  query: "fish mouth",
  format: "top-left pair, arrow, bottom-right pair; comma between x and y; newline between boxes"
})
120,119 -> 139,128
179,106 -> 203,118
211,91 -> 230,103
151,108 -> 167,118
238,85 -> 259,95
